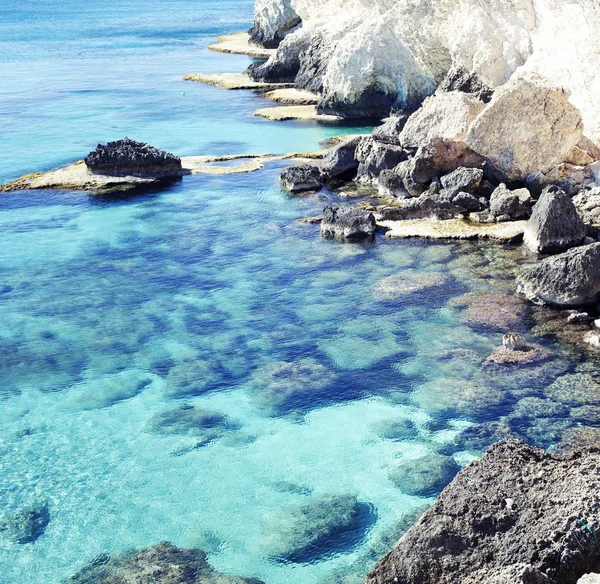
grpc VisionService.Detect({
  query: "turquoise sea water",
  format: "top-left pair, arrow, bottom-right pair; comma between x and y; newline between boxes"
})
0,1 -> 596,583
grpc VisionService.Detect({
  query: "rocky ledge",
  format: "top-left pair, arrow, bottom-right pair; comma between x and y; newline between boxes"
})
367,440 -> 600,584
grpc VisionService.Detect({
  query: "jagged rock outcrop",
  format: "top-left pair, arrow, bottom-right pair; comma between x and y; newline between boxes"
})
573,188 -> 600,226
465,73 -> 584,181
366,440 -> 600,584
489,184 -> 533,221
250,0 -> 600,144
523,186 -> 587,253
65,542 -> 263,584
249,0 -> 300,48
321,136 -> 361,179
321,205 -> 376,239
517,242 -> 600,307
84,138 -> 183,178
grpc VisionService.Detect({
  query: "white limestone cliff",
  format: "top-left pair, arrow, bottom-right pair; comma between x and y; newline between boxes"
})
251,0 -> 600,144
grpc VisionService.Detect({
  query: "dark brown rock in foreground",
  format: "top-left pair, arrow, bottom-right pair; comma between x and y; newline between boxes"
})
84,138 -> 183,178
366,440 -> 600,584
65,542 -> 263,584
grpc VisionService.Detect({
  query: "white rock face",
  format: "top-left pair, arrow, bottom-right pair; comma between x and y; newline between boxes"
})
254,0 -> 600,145
400,92 -> 485,149
466,72 -> 584,180
251,0 -> 300,47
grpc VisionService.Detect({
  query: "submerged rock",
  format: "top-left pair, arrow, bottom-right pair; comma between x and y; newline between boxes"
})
65,542 -> 263,584
280,164 -> 324,193
0,502 -> 50,544
465,73 -> 584,182
370,272 -> 447,302
517,243 -> 600,307
321,206 -> 376,239
553,427 -> 600,456
248,360 -> 337,415
388,454 -> 460,497
84,138 -> 183,178
163,360 -> 223,398
523,186 -> 587,253
257,494 -> 370,562
453,422 -> 524,453
367,440 -> 600,584
450,292 -> 529,331
370,418 -> 418,441
439,167 -> 484,194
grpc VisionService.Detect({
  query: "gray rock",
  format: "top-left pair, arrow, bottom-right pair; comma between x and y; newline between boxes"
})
436,65 -> 494,103
502,332 -> 530,352
257,494 -> 368,562
248,30 -> 308,83
524,186 -> 587,253
0,502 -> 50,544
65,542 -> 263,584
372,116 -> 409,146
370,418 -> 418,441
452,191 -> 481,211
573,188 -> 600,227
355,137 -> 407,182
517,242 -> 600,307
295,31 -> 333,95
377,170 -> 407,198
388,454 -> 460,497
367,440 -> 600,584
321,206 -> 376,239
249,0 -> 300,48
84,138 -> 182,178
321,137 -> 361,179
440,167 -> 484,193
280,164 -> 323,193
378,195 -> 466,221
490,184 -> 533,221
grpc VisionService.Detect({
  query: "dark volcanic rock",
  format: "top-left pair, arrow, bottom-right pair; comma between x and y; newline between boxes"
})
0,502 -> 50,544
280,164 -> 323,193
440,167 -> 484,194
517,242 -> 600,307
367,440 -> 600,584
437,65 -> 494,103
65,541 -> 263,584
248,30 -> 309,83
321,206 -> 376,239
321,137 -> 361,180
524,186 -> 587,254
84,138 -> 182,178
378,195 -> 466,221
319,85 -> 398,120
356,137 -> 407,182
490,184 -> 533,221
388,454 -> 460,497
372,116 -> 409,146
295,31 -> 333,94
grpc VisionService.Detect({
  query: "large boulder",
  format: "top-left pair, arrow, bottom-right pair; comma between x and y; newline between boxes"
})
280,164 -> 323,193
65,542 -> 263,584
372,116 -> 409,146
366,440 -> 600,584
517,242 -> 600,307
321,206 -> 376,239
321,137 -> 361,180
84,138 -> 182,178
356,137 -> 407,182
400,92 -> 485,150
249,0 -> 301,49
523,186 -> 587,253
466,73 -> 584,182
573,188 -> 600,226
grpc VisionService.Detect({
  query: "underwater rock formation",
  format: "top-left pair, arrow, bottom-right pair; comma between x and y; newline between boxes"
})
388,454 -> 460,497
257,494 -> 371,562
367,440 -> 600,584
0,502 -> 50,545
65,542 -> 263,584
84,138 -> 183,178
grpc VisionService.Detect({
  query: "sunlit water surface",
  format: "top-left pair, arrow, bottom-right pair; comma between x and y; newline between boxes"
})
0,1 -> 595,583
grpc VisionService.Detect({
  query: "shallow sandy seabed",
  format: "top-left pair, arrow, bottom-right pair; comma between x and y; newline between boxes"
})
183,72 -> 294,92
207,32 -> 275,59
379,218 -> 527,242
254,105 -> 342,122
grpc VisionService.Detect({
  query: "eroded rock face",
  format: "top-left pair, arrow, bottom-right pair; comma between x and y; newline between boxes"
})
573,188 -> 600,227
367,440 -> 600,584
321,206 -> 376,239
517,242 -> 600,307
523,186 -> 587,253
249,0 -> 300,48
356,138 -> 407,182
84,138 -> 182,178
466,73 -> 584,181
489,184 -> 533,221
65,542 -> 263,584
321,137 -> 361,180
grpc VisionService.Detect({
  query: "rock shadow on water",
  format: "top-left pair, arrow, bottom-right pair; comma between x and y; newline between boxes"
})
257,494 -> 377,565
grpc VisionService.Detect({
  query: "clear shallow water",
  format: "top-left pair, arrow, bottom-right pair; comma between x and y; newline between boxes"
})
0,2 -> 595,584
